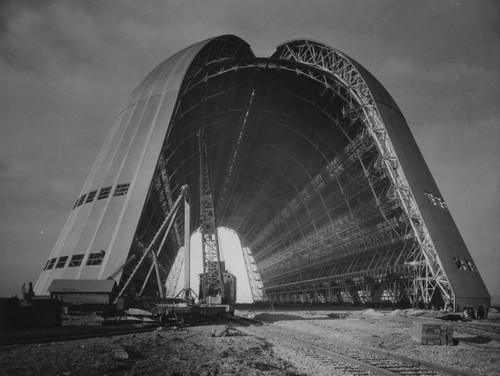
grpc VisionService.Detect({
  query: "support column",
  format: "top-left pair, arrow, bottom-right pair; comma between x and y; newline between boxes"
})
151,251 -> 164,298
183,193 -> 191,300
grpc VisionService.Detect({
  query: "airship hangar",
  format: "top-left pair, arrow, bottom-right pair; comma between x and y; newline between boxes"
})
34,35 -> 490,311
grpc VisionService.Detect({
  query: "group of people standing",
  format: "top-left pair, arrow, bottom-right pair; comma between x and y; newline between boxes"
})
462,304 -> 489,320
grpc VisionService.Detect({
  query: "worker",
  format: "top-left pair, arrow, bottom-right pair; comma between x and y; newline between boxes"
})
477,304 -> 485,319
462,307 -> 470,321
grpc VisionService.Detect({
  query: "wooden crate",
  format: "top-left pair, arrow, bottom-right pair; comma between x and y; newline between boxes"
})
411,321 -> 454,345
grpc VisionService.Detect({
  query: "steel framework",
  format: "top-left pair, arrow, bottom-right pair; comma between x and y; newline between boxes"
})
116,185 -> 188,299
241,246 -> 266,302
165,247 -> 184,297
38,36 -> 488,309
262,40 -> 453,307
276,40 -> 453,304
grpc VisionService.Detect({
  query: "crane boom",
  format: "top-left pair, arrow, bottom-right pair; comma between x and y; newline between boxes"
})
198,130 -> 225,302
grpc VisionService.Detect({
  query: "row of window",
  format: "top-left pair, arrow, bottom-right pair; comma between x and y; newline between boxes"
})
73,183 -> 130,209
43,251 -> 106,271
424,191 -> 449,212
453,257 -> 478,272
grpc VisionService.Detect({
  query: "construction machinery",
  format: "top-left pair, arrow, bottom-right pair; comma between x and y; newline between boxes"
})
153,131 -> 237,324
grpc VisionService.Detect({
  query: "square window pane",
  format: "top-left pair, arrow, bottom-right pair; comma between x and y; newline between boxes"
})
98,186 -> 112,200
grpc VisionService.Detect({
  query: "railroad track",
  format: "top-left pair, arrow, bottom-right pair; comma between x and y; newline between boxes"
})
241,324 -> 477,376
459,321 -> 500,339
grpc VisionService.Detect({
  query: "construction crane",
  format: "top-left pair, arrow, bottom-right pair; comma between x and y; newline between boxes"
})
198,130 -> 225,304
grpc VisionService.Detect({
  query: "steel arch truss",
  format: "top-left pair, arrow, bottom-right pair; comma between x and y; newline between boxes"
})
271,40 -> 453,306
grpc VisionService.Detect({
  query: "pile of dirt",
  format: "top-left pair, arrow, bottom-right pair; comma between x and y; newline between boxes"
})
358,308 -> 385,316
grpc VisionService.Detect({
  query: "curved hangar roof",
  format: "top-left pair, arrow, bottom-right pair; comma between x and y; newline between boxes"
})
35,35 -> 489,307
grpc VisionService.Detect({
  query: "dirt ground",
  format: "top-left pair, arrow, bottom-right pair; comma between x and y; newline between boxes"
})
241,308 -> 500,376
0,308 -> 499,376
0,323 -> 304,376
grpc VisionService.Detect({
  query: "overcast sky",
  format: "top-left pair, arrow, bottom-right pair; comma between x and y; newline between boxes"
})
1,0 -> 499,301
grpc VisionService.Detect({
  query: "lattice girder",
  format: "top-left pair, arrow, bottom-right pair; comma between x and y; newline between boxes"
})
272,40 -> 454,306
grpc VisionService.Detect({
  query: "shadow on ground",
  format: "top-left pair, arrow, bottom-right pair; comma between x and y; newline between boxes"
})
455,335 -> 492,344
251,313 -> 349,323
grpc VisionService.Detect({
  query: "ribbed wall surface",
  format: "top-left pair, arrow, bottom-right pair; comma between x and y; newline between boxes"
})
34,38 -> 218,294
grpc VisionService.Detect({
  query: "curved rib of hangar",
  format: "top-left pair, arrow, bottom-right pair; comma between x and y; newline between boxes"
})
35,35 -> 490,309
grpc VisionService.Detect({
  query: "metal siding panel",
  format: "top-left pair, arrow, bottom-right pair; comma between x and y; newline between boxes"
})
61,267 -> 82,280
62,223 -> 84,255
105,99 -> 147,181
73,214 -> 101,251
119,95 -> 162,181
91,201 -> 124,255
367,87 -> 490,302
78,266 -> 101,280
87,106 -> 135,190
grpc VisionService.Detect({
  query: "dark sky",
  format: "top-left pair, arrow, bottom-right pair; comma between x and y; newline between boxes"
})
1,0 -> 499,299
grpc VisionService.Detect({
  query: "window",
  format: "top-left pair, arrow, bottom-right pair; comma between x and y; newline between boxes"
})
46,258 -> 57,270
453,257 -> 478,272
86,250 -> 105,266
68,254 -> 85,267
76,194 -> 86,207
424,191 -> 448,212
114,183 -> 130,197
85,190 -> 97,203
453,257 -> 468,271
55,256 -> 68,269
466,259 -> 478,272
98,186 -> 112,200
43,259 -> 51,270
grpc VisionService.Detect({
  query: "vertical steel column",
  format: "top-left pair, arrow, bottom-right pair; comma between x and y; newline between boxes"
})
138,202 -> 181,297
151,251 -> 164,298
183,192 -> 191,299
241,246 -> 265,301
